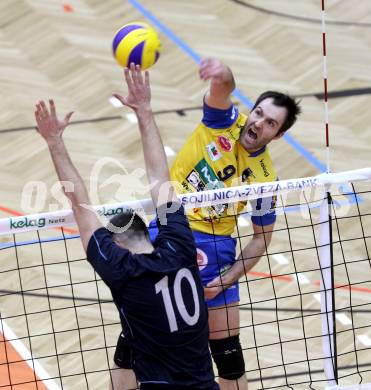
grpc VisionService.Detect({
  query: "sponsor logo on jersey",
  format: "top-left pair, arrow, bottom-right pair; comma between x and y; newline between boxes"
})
226,128 -> 239,141
260,159 -> 270,177
182,180 -> 193,192
193,159 -> 227,217
236,122 -> 245,132
196,248 -> 208,271
241,167 -> 256,183
206,141 -> 222,161
195,159 -> 222,190
217,135 -> 232,152
186,170 -> 205,191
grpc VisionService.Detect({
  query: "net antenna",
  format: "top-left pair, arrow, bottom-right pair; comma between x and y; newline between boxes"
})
318,0 -> 354,386
319,2 -> 370,389
321,0 -> 331,175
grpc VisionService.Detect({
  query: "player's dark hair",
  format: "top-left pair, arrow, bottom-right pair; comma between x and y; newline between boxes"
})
252,91 -> 301,134
109,211 -> 149,242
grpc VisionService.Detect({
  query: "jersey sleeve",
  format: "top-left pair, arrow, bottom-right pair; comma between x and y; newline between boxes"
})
87,227 -> 136,290
154,202 -> 197,260
250,195 -> 277,226
202,99 -> 239,129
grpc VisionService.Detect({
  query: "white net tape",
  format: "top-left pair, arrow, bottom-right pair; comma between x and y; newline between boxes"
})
0,168 -> 370,236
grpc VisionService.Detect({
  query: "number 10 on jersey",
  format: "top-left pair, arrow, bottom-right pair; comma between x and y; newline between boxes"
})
155,268 -> 201,332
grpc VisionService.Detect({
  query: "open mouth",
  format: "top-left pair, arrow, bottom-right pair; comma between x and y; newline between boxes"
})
247,128 -> 257,140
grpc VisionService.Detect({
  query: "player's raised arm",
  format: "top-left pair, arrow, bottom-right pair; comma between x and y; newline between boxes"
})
199,57 -> 235,109
113,63 -> 178,209
34,100 -> 102,252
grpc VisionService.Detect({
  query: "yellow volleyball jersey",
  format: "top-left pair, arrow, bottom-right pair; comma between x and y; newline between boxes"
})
170,102 -> 277,236
235,141 -> 277,230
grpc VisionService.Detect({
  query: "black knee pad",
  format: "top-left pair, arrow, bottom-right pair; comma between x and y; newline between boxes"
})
113,332 -> 133,369
209,335 -> 245,380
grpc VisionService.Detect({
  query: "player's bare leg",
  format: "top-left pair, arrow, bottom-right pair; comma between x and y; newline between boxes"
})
208,303 -> 248,390
109,365 -> 137,390
219,375 -> 248,390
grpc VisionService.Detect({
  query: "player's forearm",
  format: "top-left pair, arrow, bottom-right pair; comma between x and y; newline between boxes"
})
135,108 -> 173,205
222,235 -> 270,286
47,140 -> 91,209
204,61 -> 236,109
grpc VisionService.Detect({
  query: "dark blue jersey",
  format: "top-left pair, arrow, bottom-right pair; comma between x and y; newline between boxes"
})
87,203 -> 217,389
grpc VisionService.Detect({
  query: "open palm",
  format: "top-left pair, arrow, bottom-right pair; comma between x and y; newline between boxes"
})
113,63 -> 151,112
35,99 -> 73,143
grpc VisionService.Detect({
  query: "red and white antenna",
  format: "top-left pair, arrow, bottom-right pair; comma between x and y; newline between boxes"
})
321,0 -> 331,173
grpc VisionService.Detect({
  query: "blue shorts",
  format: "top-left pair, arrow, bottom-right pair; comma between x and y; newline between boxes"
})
148,221 -> 239,308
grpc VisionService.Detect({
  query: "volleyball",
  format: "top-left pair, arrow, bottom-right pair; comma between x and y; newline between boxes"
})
112,22 -> 161,70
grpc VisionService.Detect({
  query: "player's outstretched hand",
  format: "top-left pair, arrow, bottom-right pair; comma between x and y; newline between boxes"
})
199,57 -> 227,82
35,100 -> 73,145
113,63 -> 151,113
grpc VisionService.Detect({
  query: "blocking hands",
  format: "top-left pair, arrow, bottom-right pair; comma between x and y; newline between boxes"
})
113,63 -> 151,113
35,100 -> 74,145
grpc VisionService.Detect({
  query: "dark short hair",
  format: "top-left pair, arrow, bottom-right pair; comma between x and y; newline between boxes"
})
109,210 -> 149,241
252,91 -> 301,134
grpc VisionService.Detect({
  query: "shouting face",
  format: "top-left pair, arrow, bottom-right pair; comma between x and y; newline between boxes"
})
240,98 -> 288,152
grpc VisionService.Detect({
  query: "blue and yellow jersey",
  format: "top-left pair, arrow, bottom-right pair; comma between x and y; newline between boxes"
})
170,101 -> 277,236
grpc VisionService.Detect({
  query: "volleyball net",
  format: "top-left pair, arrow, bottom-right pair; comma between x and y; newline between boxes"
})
0,167 -> 371,389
